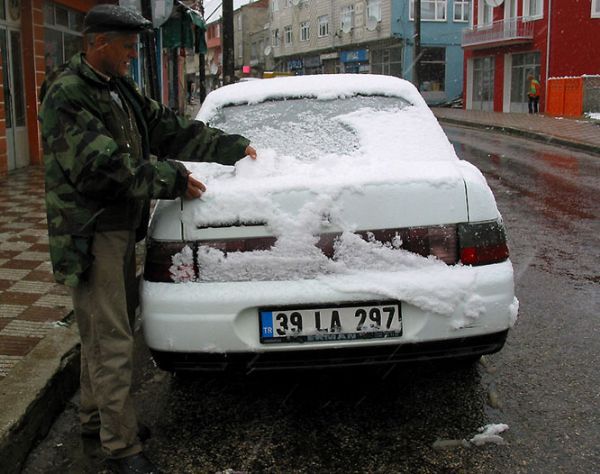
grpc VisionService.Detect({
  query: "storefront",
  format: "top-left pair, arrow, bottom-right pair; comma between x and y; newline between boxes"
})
303,56 -> 322,75
340,49 -> 369,74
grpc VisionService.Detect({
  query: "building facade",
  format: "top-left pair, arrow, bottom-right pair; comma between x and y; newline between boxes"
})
234,0 -> 269,77
268,0 -> 398,76
0,0 -> 97,174
462,0 -> 600,113
392,0 -> 469,104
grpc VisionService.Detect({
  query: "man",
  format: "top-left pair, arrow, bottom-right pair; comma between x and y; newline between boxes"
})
39,5 -> 256,474
527,74 -> 541,114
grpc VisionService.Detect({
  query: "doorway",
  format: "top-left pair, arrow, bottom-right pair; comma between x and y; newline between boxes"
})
0,26 -> 28,170
510,52 -> 541,113
472,56 -> 495,111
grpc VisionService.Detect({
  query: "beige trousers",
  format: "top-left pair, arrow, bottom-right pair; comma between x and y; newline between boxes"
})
71,230 -> 142,459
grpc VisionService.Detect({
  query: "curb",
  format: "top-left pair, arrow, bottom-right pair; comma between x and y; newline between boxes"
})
0,320 -> 80,474
435,116 -> 600,156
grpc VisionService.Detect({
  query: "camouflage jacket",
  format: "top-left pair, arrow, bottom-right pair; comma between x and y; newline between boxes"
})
39,53 -> 250,287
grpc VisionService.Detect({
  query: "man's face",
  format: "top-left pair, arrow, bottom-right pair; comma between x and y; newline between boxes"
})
98,33 -> 139,77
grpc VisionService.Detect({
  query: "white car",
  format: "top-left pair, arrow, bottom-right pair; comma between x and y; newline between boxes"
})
141,74 -> 518,372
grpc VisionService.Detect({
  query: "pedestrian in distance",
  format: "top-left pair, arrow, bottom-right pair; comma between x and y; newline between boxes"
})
527,74 -> 541,114
38,5 -> 257,474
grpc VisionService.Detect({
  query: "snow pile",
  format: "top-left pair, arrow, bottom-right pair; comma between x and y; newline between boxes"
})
433,424 -> 510,450
169,246 -> 196,283
469,424 -> 510,446
585,112 -> 600,121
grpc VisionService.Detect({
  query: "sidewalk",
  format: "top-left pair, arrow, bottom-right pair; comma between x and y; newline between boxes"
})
0,109 -> 599,473
432,108 -> 600,155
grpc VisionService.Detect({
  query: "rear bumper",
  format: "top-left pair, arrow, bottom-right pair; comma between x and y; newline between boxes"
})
141,261 -> 516,371
151,330 -> 508,372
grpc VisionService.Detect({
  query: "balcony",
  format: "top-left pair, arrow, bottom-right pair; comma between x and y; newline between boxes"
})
462,17 -> 534,49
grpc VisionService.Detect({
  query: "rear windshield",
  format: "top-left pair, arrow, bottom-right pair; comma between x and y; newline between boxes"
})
208,96 -> 410,160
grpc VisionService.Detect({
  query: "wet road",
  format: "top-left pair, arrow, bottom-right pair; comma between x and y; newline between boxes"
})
23,126 -> 600,473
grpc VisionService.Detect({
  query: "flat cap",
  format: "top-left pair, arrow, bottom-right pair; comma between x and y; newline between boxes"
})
83,5 -> 152,34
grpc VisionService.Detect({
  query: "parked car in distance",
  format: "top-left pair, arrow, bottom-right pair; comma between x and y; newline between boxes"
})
141,74 -> 518,373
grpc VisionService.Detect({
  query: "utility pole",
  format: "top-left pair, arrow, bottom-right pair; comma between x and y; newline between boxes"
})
222,0 -> 234,85
196,1 -> 207,102
141,0 -> 161,101
413,0 -> 421,90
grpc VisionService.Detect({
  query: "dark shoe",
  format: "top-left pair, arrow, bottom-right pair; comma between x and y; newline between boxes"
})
82,423 -> 152,443
108,452 -> 161,474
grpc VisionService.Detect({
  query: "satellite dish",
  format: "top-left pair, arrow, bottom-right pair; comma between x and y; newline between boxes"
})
485,0 -> 503,6
341,22 -> 352,34
291,0 -> 300,6
209,63 -> 218,75
264,45 -> 272,56
365,16 -> 378,31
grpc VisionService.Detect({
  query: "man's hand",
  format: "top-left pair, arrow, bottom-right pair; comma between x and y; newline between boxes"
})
245,145 -> 257,160
184,173 -> 207,199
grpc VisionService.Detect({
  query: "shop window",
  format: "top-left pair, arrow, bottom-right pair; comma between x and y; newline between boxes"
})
472,56 -> 494,111
371,45 -> 403,77
419,47 -> 445,91
410,0 -> 447,21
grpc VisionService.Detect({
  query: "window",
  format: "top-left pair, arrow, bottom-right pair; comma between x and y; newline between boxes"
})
594,0 -> 600,17
523,0 -> 542,19
340,5 -> 355,30
272,28 -> 280,47
43,2 -> 85,75
367,0 -> 382,22
419,47 -> 446,92
453,0 -> 469,22
371,45 -> 403,77
410,0 -> 447,21
318,15 -> 329,37
237,14 -> 242,30
300,21 -> 310,41
284,25 -> 292,45
271,0 -> 279,12
478,0 -> 493,26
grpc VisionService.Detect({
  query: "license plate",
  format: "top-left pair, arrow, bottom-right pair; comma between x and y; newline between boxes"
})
259,302 -> 402,343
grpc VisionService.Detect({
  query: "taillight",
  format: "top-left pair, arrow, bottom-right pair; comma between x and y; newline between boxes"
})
144,241 -> 197,283
317,225 -> 458,264
458,221 -> 509,266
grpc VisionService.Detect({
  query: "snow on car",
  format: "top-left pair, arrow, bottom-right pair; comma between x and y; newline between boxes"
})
141,74 -> 518,372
